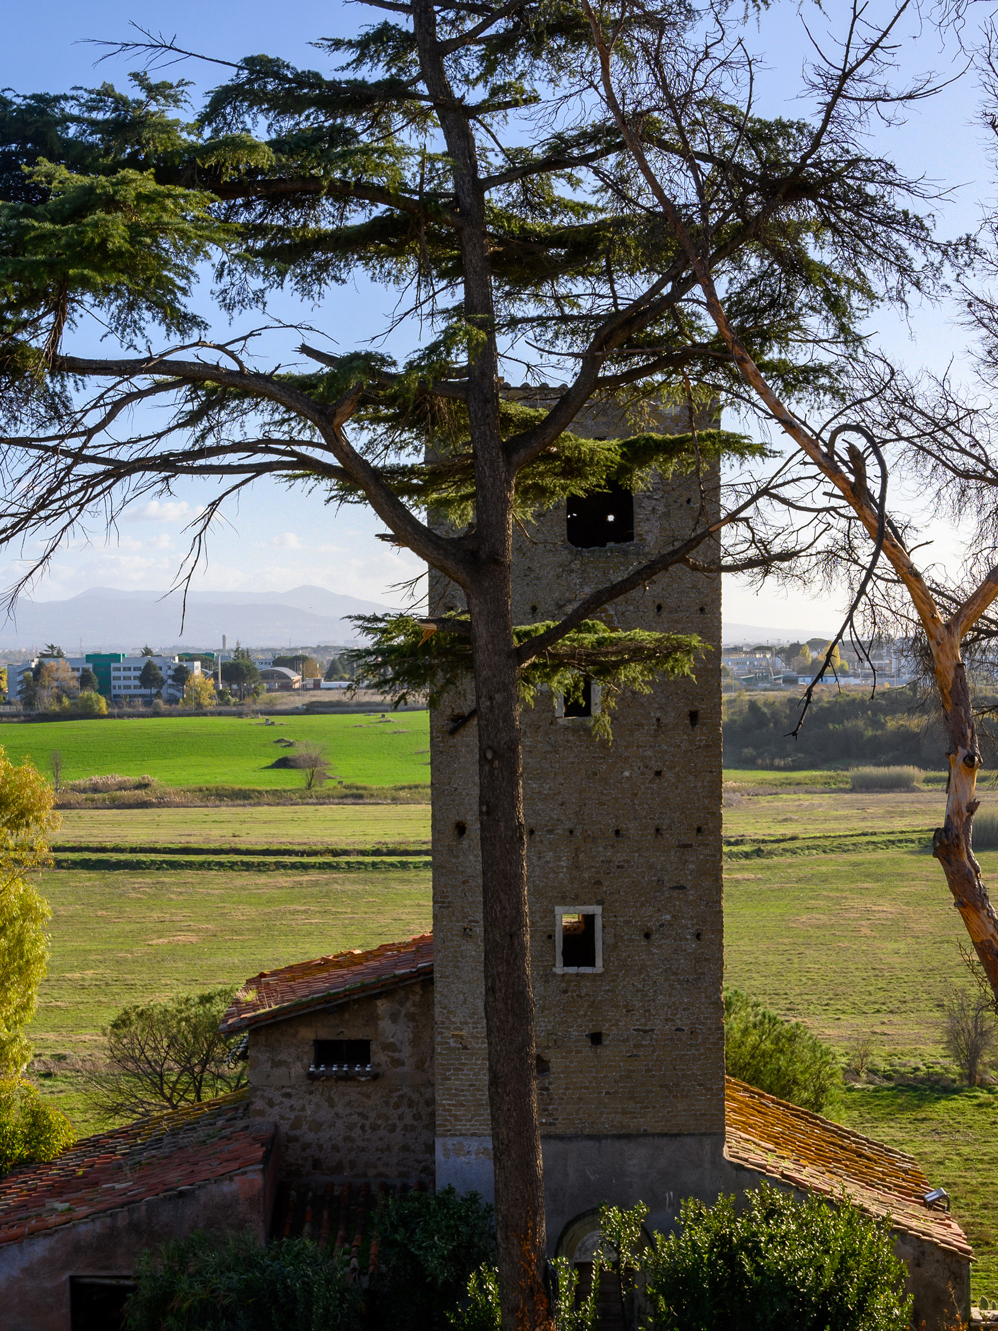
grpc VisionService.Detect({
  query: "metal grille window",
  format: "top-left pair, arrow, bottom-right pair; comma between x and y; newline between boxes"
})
309,1038 -> 376,1079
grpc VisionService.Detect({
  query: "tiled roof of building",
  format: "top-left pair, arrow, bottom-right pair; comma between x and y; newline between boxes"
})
0,1090 -> 271,1247
221,933 -> 434,1034
272,1178 -> 427,1282
725,1077 -> 972,1257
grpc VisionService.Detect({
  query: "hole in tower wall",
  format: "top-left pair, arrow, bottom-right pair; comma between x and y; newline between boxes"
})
455,821 -> 467,837
536,1054 -> 551,1075
561,913 -> 597,968
587,1031 -> 603,1046
689,710 -> 699,727
566,480 -> 635,548
563,678 -> 593,718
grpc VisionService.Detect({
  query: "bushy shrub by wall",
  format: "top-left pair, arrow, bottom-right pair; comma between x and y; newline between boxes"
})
725,990 -> 841,1113
367,1186 -> 495,1331
450,1194 -> 910,1331
642,1186 -> 911,1331
125,1231 -> 359,1331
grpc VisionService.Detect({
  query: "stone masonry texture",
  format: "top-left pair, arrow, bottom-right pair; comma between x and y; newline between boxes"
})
431,394 -> 725,1143
247,978 -> 435,1184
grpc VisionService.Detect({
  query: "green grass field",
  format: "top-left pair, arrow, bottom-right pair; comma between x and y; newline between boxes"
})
52,804 -> 432,848
19,780 -> 998,1297
0,712 -> 430,789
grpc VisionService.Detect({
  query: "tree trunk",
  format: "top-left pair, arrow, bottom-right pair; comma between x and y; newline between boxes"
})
470,572 -> 551,1331
930,628 -> 998,992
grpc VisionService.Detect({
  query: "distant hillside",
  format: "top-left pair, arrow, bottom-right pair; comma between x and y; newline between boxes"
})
0,585 -> 394,653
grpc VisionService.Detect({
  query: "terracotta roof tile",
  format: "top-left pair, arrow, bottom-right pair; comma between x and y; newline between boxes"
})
221,934 -> 433,1034
725,1077 -> 972,1258
272,1178 -> 427,1281
0,1091 -> 272,1246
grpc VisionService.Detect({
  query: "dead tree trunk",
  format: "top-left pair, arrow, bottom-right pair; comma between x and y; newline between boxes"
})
928,626 -> 998,987
587,11 -> 998,1000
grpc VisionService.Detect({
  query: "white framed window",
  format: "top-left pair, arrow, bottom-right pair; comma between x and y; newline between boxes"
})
554,678 -> 601,722
554,905 -> 603,973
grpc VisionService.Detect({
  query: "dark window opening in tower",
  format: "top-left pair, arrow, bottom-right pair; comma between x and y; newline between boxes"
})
561,913 -> 597,968
563,678 -> 593,718
566,480 -> 635,548
313,1038 -> 371,1070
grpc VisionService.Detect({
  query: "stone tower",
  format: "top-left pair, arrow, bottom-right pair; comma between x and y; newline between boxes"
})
430,393 -> 724,1252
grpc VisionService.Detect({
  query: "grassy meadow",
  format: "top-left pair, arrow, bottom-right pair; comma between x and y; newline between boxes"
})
0,711 -> 431,790
13,722 -> 998,1297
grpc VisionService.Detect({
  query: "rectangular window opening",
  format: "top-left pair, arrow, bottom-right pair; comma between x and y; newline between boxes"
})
555,907 -> 602,972
563,678 -> 593,718
566,480 -> 635,548
313,1038 -> 371,1069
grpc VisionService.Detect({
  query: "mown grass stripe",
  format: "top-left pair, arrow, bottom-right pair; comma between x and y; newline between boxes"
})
724,830 -> 931,859
52,853 -> 429,873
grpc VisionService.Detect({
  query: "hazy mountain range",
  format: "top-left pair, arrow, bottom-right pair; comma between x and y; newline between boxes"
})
721,620 -> 835,647
0,585 -> 833,655
0,585 -> 394,653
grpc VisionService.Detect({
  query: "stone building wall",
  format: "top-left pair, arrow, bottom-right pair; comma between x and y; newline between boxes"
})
431,393 -> 726,1237
247,978 -> 435,1184
0,1162 -> 275,1331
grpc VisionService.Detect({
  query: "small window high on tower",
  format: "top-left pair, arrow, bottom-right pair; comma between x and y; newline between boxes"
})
554,906 -> 603,973
563,678 -> 593,718
566,481 -> 635,548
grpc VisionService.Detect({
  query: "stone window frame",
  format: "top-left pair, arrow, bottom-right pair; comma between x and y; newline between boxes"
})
553,680 -> 602,723
553,905 -> 603,974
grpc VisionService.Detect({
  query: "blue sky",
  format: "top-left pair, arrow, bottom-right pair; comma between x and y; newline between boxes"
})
1,1 -> 993,632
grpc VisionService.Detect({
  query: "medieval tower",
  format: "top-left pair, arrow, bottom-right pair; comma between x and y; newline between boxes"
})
429,392 -> 726,1253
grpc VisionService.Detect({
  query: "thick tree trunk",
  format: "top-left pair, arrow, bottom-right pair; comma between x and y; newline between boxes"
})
469,572 -> 551,1331
407,6 -> 554,1325
930,629 -> 998,993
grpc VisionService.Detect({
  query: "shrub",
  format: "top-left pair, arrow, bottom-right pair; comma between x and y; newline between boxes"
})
725,990 -> 841,1113
125,1231 -> 358,1331
973,809 -> 998,849
642,1184 -> 911,1331
65,774 -> 153,793
944,991 -> 997,1086
0,1076 -> 75,1174
72,690 -> 108,717
367,1187 -> 495,1331
848,766 -> 922,791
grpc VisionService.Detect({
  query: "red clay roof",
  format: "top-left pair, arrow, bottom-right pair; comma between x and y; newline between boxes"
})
273,1178 -> 427,1281
725,1077 -> 971,1257
221,933 -> 433,1034
0,1091 -> 271,1247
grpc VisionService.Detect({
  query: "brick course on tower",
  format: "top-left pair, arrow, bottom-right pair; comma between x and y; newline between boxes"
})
430,391 -> 726,1247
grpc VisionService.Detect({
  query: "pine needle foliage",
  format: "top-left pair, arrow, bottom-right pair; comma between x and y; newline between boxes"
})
349,613 -> 703,736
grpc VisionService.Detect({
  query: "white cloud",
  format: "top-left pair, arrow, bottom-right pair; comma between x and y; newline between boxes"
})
130,500 -> 195,523
270,532 -> 303,550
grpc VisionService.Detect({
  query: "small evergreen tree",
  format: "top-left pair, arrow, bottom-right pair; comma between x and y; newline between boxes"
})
139,659 -> 165,698
725,990 -> 841,1114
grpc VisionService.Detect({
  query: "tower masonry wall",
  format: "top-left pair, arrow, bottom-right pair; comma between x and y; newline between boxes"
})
431,396 -> 725,1220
